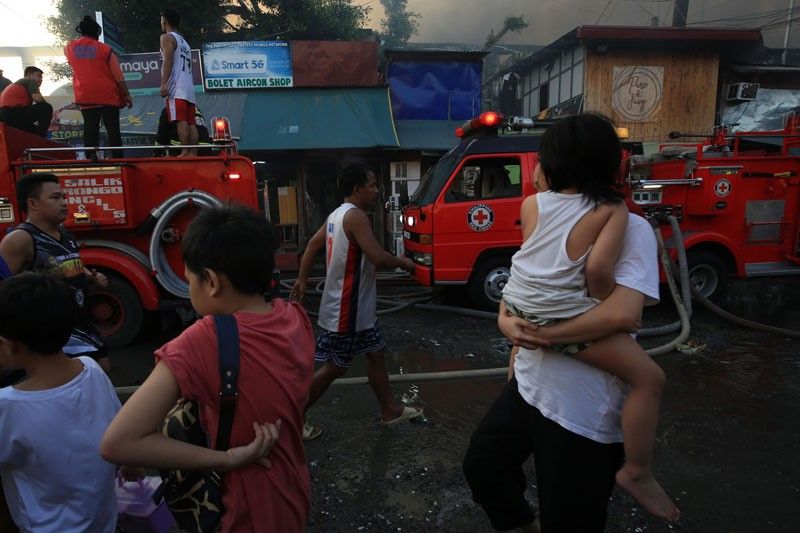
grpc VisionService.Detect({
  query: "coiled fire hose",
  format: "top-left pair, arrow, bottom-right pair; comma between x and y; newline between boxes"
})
148,190 -> 222,298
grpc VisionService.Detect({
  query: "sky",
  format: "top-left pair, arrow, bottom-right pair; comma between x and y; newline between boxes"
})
372,0 -> 800,48
0,0 -> 798,95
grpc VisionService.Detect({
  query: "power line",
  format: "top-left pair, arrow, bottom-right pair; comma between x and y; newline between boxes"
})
595,0 -> 615,24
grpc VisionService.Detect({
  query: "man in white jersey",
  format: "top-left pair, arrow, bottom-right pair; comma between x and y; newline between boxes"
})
159,8 -> 197,156
291,162 -> 423,440
464,211 -> 660,532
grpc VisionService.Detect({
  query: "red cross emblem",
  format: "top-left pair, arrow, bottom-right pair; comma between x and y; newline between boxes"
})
714,179 -> 732,197
468,204 -> 494,232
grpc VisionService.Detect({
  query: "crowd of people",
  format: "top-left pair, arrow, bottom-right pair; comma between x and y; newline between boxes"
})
0,8 -> 198,157
0,9 -> 680,530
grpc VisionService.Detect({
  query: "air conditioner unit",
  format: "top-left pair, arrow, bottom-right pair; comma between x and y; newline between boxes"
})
726,82 -> 759,102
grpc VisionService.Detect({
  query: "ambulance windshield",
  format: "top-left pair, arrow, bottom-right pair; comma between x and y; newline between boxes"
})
410,155 -> 459,206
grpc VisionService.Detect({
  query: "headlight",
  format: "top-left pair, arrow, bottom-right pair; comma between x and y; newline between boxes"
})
407,216 -> 415,227
400,214 -> 404,223
414,252 -> 432,266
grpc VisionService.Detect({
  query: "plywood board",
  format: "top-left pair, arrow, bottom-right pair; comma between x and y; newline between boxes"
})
584,49 -> 719,142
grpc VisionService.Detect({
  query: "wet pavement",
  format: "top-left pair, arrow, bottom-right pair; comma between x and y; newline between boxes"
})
109,279 -> 800,532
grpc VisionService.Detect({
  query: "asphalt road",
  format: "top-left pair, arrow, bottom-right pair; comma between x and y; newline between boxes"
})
109,278 -> 800,532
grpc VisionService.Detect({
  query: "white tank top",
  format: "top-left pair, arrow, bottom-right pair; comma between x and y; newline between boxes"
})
502,191 -> 600,319
164,32 -> 195,103
317,203 -> 377,333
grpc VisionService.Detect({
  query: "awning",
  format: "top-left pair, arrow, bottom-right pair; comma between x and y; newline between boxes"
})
395,120 -> 462,151
119,93 -> 248,135
238,87 -> 399,150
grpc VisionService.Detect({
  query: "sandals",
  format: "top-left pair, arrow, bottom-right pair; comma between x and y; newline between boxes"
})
380,406 -> 424,426
304,406 -> 423,440
303,422 -> 322,441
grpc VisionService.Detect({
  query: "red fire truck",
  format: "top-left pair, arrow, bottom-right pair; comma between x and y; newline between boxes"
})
402,111 -> 800,309
628,116 -> 800,300
401,112 -> 546,310
0,120 -> 266,347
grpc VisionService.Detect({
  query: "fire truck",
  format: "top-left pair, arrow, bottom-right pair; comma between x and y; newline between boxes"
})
401,112 -> 547,310
401,111 -> 800,309
0,119 -> 267,347
628,116 -> 800,300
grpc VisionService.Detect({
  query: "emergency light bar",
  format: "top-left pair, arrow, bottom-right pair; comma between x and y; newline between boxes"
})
456,111 -> 505,138
455,112 -> 631,139
212,116 -> 232,142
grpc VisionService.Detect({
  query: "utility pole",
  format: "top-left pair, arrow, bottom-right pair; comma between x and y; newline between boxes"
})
672,0 -> 690,27
783,0 -> 796,65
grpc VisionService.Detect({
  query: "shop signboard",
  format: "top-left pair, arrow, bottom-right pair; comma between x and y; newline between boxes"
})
202,41 -> 293,90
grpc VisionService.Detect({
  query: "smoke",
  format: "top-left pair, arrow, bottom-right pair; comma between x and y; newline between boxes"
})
369,0 -> 800,49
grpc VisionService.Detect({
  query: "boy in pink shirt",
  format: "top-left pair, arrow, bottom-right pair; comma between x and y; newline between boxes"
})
102,204 -> 315,532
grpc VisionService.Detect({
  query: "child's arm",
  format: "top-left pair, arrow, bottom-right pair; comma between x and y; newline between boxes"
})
585,202 -> 628,300
101,362 -> 279,471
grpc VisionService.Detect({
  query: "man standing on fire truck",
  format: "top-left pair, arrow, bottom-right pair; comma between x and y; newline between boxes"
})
0,174 -> 110,374
65,16 -> 133,159
159,8 -> 198,157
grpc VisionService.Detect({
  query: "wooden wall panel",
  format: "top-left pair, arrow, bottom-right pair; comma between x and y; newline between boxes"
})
583,49 -> 719,142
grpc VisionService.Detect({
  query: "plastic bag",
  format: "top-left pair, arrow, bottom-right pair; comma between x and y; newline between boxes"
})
116,475 -> 175,533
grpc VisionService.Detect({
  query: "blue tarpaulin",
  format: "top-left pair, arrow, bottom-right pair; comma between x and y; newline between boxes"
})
239,88 -> 399,150
387,62 -> 482,120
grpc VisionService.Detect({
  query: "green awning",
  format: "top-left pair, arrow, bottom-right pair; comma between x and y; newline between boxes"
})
239,88 -> 399,150
395,120 -> 462,151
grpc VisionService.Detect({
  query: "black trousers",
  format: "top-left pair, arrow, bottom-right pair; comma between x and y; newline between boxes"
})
81,106 -> 122,158
0,102 -> 53,137
463,378 -> 624,532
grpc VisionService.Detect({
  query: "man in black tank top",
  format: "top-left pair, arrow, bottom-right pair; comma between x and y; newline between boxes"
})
0,173 -> 109,380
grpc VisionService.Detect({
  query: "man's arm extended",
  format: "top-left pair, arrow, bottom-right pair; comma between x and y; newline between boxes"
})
290,223 -> 326,302
344,209 -> 415,272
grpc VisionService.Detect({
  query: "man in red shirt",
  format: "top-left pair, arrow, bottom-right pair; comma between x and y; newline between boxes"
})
65,16 -> 133,159
0,67 -> 52,137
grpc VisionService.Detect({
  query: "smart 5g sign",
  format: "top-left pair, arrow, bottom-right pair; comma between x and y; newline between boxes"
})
203,41 -> 293,89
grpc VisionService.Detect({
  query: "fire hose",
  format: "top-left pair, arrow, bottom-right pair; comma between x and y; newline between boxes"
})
147,190 -> 222,299
113,216 -> 798,397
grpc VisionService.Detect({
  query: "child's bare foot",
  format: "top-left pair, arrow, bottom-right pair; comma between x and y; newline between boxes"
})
616,466 -> 680,522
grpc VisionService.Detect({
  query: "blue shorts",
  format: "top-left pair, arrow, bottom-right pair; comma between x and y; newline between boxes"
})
315,324 -> 386,368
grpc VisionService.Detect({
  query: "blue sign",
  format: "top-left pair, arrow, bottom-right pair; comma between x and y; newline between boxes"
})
202,41 -> 293,90
94,11 -> 124,56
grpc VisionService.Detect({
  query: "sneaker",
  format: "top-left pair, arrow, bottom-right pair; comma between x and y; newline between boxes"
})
303,422 -> 322,441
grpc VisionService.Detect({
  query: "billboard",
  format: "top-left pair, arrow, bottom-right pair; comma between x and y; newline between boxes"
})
202,41 -> 292,90
118,50 -> 204,96
95,11 -> 124,55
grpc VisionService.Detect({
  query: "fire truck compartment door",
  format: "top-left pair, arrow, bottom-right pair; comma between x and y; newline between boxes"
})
686,166 -> 741,215
434,155 -> 525,281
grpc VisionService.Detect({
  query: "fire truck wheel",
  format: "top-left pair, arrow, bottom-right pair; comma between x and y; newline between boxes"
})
687,250 -> 728,301
86,273 -> 144,349
468,257 -> 512,311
